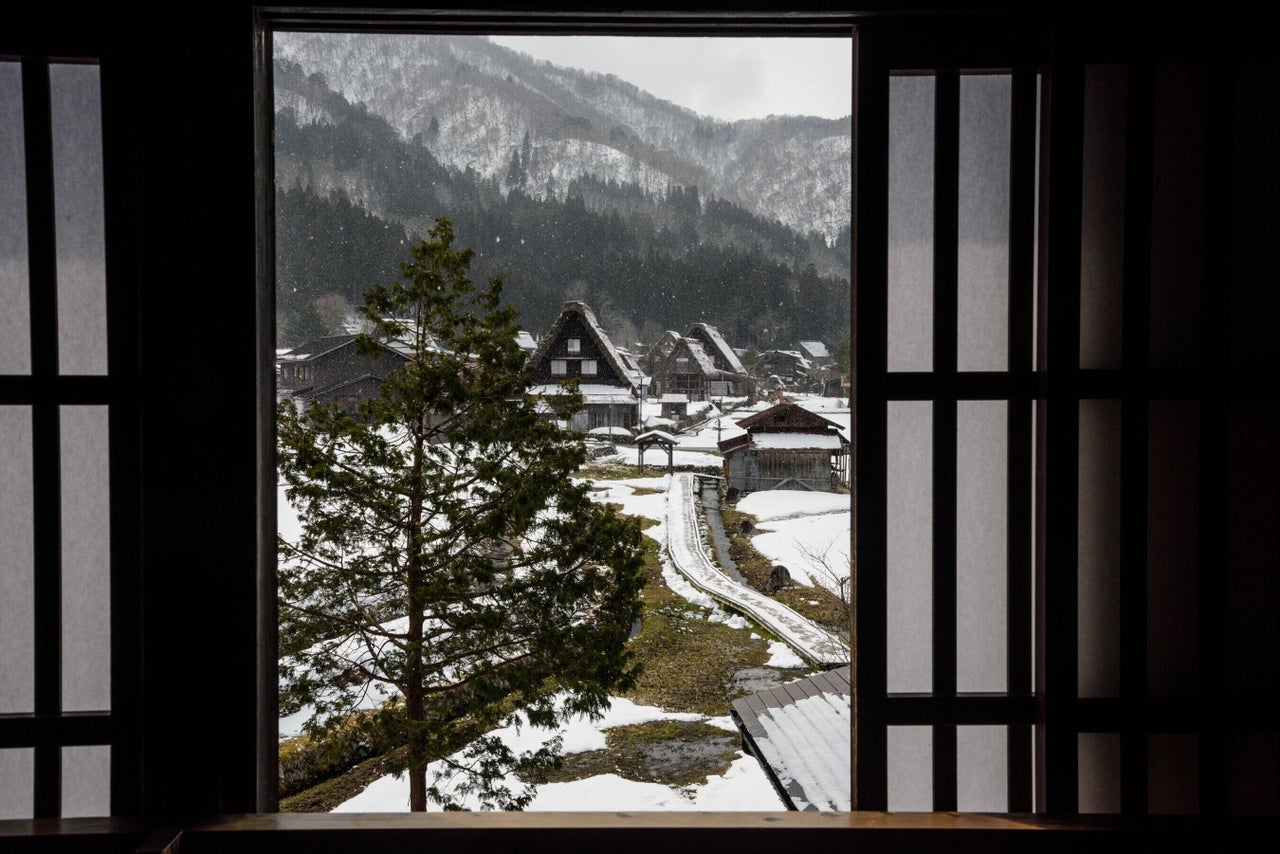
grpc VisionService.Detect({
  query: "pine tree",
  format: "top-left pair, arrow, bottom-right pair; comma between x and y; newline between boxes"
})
277,216 -> 645,811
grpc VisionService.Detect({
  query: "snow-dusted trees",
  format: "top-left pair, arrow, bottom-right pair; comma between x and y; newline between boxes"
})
277,217 -> 644,810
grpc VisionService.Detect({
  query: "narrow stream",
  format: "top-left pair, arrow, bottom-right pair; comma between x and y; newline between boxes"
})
697,475 -> 747,585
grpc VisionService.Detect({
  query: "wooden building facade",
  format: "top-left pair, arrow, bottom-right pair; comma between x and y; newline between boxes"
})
526,300 -> 643,431
277,335 -> 412,412
718,403 -> 849,494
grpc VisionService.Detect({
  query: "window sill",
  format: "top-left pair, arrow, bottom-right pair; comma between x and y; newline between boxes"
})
4,813 -> 1276,853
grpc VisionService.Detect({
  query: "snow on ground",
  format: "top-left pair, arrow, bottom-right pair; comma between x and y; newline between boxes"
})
750,514 -> 851,594
332,696 -> 785,812
581,474 -> 670,530
674,417 -> 742,451
289,452 -> 814,813
765,640 -> 807,669
737,490 -> 849,522
277,483 -> 302,545
734,487 -> 851,595
602,444 -> 724,469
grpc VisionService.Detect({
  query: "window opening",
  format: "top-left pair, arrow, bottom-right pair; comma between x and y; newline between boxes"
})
272,30 -> 852,813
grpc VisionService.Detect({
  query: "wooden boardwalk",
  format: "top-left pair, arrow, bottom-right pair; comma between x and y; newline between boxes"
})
664,473 -> 848,668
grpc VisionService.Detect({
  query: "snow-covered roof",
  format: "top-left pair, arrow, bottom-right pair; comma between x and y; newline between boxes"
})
635,429 -> 678,444
687,322 -> 746,374
798,340 -> 830,359
731,666 -> 851,812
682,338 -> 718,375
587,426 -> 633,437
278,331 -> 440,365
750,433 -> 844,451
659,393 -> 689,403
527,383 -> 637,405
515,330 -> 538,351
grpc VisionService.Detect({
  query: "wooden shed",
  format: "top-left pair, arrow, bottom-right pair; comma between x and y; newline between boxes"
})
717,403 -> 849,494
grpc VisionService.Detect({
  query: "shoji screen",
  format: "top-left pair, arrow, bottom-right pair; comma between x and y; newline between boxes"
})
0,59 -> 117,820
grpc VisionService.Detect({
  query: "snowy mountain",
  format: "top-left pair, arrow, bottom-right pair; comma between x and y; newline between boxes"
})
273,33 -> 850,245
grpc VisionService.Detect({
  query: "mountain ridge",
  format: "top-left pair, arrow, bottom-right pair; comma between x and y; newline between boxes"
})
273,32 -> 851,244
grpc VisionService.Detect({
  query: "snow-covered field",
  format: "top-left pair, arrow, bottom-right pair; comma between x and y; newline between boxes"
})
736,489 -> 851,596
280,397 -> 850,813
325,474 -> 794,812
332,696 -> 784,812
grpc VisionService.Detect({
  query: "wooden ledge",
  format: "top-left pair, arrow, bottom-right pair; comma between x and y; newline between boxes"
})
3,813 -> 1277,853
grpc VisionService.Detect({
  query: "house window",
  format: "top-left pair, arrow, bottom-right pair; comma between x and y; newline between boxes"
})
567,338 -> 581,354
551,359 -> 567,376
581,359 -> 597,376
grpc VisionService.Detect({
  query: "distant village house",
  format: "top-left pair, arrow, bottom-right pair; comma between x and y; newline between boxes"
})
649,322 -> 750,402
526,300 -> 645,432
718,402 -> 849,494
277,333 -> 414,413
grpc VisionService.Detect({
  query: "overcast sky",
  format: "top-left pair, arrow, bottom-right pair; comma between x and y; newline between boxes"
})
488,36 -> 852,123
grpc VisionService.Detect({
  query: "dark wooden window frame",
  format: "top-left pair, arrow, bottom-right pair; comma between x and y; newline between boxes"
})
3,4 -> 1277,849
0,53 -> 139,820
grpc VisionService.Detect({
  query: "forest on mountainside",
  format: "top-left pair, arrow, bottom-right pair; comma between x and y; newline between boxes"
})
274,58 -> 850,351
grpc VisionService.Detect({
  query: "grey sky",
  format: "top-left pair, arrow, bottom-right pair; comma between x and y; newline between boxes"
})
488,36 -> 852,123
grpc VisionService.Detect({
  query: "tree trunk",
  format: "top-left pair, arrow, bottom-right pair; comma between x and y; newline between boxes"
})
406,430 -> 427,811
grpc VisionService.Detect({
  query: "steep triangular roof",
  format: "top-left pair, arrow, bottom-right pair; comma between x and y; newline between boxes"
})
527,300 -> 641,392
278,334 -> 358,361
646,329 -> 683,368
686,322 -> 746,375
735,402 -> 843,432
666,337 -> 720,376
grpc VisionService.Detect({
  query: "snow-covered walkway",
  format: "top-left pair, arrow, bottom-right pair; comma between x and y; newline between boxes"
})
664,473 -> 848,668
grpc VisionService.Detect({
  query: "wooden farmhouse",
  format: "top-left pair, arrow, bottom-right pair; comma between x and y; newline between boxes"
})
527,300 -> 645,432
276,334 -> 413,412
760,349 -> 811,387
718,402 -> 850,494
644,329 -> 682,374
649,336 -> 732,402
685,322 -> 749,396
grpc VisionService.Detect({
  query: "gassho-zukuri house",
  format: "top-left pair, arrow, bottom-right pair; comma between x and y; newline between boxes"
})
718,402 -> 850,494
276,332 -> 417,413
526,300 -> 646,432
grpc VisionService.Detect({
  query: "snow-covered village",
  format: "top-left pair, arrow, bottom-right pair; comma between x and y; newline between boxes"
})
11,6 -> 1279,849
268,32 -> 854,815
276,283 -> 852,813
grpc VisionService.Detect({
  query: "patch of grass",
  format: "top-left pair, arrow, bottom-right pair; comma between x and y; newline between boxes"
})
529,720 -> 740,789
280,746 -> 409,813
625,539 -> 771,714
577,462 -> 644,481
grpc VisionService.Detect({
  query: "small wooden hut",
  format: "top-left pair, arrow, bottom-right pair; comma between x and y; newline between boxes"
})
717,402 -> 849,493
